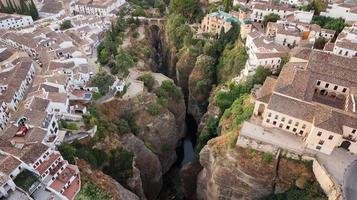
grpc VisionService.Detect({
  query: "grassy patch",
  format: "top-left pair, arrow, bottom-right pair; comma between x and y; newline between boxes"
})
76,182 -> 113,200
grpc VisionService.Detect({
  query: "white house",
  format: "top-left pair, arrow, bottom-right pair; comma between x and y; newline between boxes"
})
333,23 -> 357,57
71,0 -> 126,16
0,13 -> 33,29
244,31 -> 289,75
251,2 -> 296,22
321,1 -> 357,23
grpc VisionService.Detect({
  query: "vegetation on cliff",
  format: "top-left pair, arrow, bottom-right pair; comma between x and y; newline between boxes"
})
76,181 -> 113,200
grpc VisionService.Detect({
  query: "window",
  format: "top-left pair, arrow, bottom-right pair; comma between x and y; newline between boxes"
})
353,129 -> 356,134
281,117 -> 285,122
334,85 -> 338,90
275,115 -> 278,120
325,83 -> 329,88
279,123 -> 283,128
316,146 -> 322,150
273,121 -> 277,125
268,112 -> 272,117
317,131 -> 322,136
266,119 -> 270,123
328,135 -> 334,140
288,120 -> 292,124
286,126 -> 290,130
293,128 -> 297,132
319,140 -> 324,145
342,88 -> 347,93
295,122 -> 299,126
317,81 -> 321,86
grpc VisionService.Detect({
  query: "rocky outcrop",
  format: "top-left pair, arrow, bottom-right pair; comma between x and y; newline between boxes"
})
175,47 -> 199,98
180,159 -> 203,199
197,135 -> 314,200
77,160 -> 140,200
119,134 -> 163,200
188,55 -> 215,123
98,90 -> 185,200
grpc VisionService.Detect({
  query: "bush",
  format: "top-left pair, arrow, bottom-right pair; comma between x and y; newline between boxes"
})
215,82 -> 252,112
76,182 -> 113,200
148,103 -> 160,116
195,117 -> 218,154
91,71 -> 115,95
116,119 -> 131,134
228,133 -> 238,148
58,143 -> 76,164
60,20 -> 72,30
156,80 -> 183,102
253,66 -> 272,85
262,152 -> 274,164
66,123 -> 78,130
262,13 -> 280,27
138,73 -> 155,91
311,16 -> 345,33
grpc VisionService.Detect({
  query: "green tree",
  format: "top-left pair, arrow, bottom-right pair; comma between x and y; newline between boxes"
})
91,71 -> 115,95
99,48 -> 110,65
253,66 -> 272,85
114,49 -> 135,76
138,73 -> 155,91
58,143 -> 76,164
29,0 -> 39,20
60,20 -> 72,30
223,0 -> 233,12
262,13 -> 280,27
169,0 -> 201,22
311,16 -> 345,33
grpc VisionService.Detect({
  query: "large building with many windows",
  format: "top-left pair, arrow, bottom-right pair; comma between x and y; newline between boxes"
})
333,23 -> 357,58
71,0 -> 126,16
253,49 -> 357,155
0,13 -> 33,29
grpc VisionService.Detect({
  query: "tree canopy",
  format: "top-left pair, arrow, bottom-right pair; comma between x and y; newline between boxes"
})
262,13 -> 280,27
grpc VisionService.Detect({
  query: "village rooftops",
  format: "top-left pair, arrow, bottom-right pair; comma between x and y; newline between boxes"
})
248,31 -> 290,54
335,24 -> 357,51
207,11 -> 240,23
0,142 -> 49,165
252,2 -> 296,12
0,154 -> 21,175
77,0 -> 118,8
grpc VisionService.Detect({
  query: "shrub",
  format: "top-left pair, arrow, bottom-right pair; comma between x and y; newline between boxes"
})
116,119 -> 131,134
148,103 -> 160,116
262,152 -> 274,164
156,80 -> 183,101
195,117 -> 218,154
91,71 -> 115,95
138,73 -> 155,91
60,20 -> 72,30
66,123 -> 78,130
76,182 -> 113,200
228,133 -> 238,148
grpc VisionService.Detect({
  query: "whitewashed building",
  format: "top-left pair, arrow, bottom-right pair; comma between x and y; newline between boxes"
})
321,1 -> 357,23
71,0 -> 126,16
0,13 -> 33,29
253,50 -> 357,155
251,2 -> 295,22
244,31 -> 289,75
333,23 -> 357,57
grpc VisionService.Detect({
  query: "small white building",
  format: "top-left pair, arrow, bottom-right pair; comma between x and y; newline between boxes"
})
333,23 -> 357,57
251,2 -> 296,23
321,1 -> 357,23
71,0 -> 126,16
244,31 -> 289,75
0,13 -> 33,29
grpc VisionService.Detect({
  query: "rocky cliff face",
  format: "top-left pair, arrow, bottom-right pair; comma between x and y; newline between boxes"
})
97,91 -> 186,200
197,134 -> 314,200
78,160 -> 140,200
